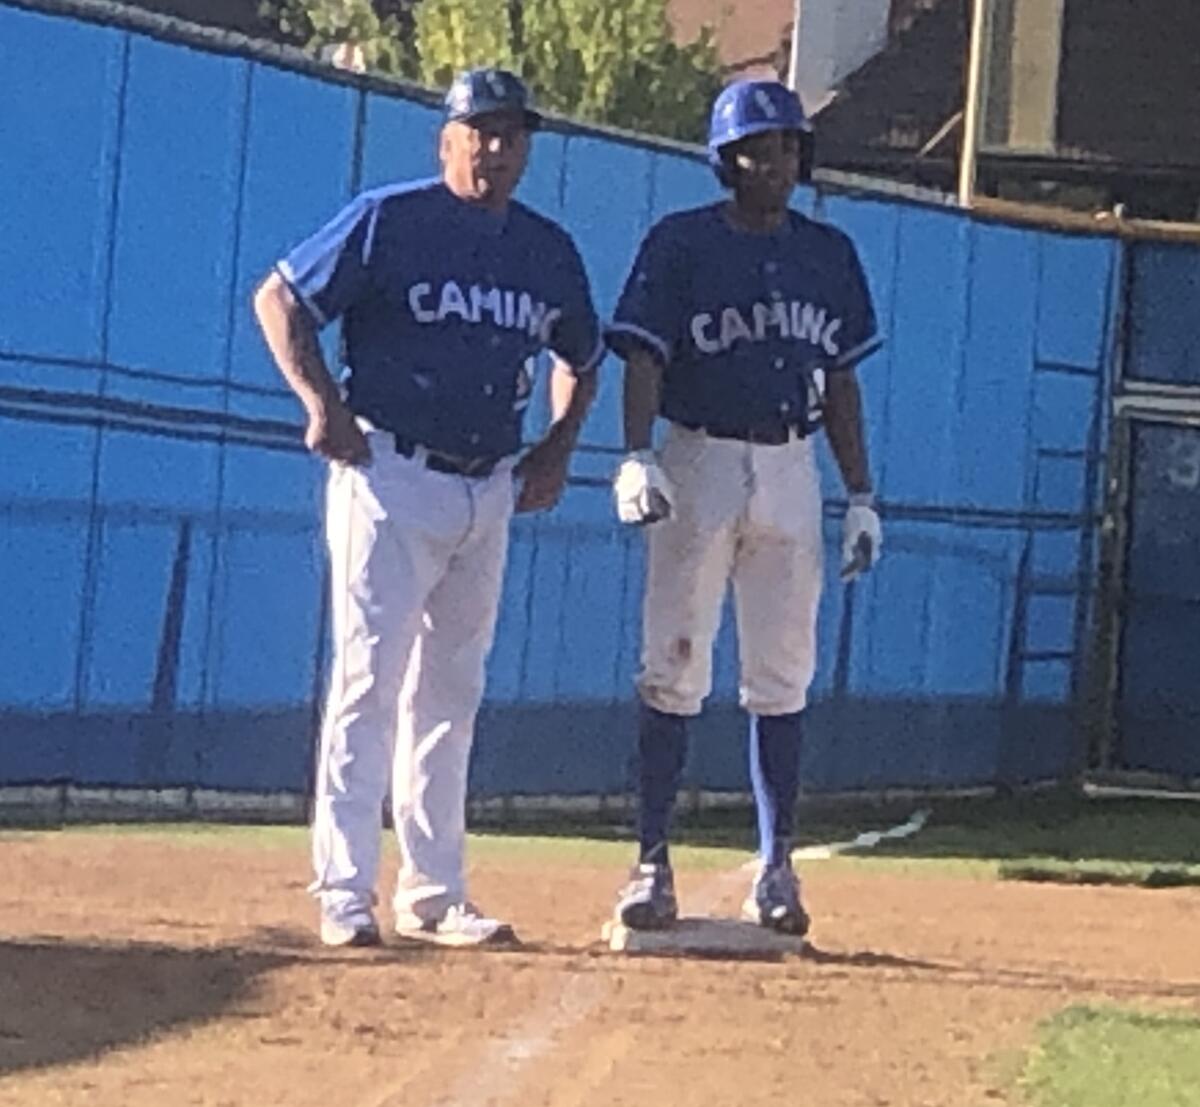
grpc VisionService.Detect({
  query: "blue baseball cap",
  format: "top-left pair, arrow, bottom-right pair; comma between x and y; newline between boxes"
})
444,68 -> 543,130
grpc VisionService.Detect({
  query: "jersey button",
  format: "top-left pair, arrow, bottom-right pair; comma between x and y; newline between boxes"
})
764,261 -> 778,274
769,289 -> 783,301
483,384 -> 495,396
780,401 -> 792,414
489,335 -> 502,348
470,433 -> 481,445
773,357 -> 786,369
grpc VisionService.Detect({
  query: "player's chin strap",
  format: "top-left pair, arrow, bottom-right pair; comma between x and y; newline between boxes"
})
614,449 -> 675,525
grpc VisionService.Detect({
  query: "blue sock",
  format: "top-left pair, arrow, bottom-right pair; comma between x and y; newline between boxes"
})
749,711 -> 803,867
636,703 -> 689,866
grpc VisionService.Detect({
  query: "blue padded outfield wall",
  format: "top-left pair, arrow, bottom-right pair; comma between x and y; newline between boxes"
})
0,0 -> 1129,799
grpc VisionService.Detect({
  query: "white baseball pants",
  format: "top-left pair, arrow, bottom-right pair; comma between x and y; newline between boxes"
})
638,422 -> 824,717
310,430 -> 515,928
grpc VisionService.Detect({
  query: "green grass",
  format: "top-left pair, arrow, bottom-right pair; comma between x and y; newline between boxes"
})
673,791 -> 1200,887
857,793 -> 1200,888
865,794 -> 1200,865
602,791 -> 1200,885
2,823 -> 750,871
467,832 -> 750,870
997,860 -> 1200,889
7,791 -> 1200,885
1019,1007 -> 1200,1107
8,822 -> 309,848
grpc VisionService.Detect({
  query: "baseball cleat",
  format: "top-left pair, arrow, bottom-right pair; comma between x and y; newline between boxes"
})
395,903 -> 518,948
614,862 -> 678,930
320,913 -> 383,948
742,862 -> 810,937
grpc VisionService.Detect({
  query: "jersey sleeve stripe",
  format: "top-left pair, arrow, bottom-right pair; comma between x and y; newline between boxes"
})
605,321 -> 671,364
834,333 -> 884,369
275,260 -> 330,328
360,202 -> 384,267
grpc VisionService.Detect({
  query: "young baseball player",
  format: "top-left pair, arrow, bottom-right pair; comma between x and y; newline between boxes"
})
254,68 -> 602,947
606,78 -> 883,937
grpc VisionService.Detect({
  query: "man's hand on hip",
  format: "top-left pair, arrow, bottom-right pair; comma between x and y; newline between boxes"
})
306,401 -> 372,466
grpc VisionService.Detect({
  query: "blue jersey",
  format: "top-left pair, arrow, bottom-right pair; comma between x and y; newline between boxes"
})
278,179 -> 602,459
606,204 -> 881,432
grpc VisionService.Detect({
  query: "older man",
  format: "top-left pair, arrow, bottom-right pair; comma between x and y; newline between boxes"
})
254,68 -> 601,947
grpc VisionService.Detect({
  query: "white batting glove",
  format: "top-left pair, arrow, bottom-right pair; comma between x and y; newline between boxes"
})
613,449 -> 675,525
841,493 -> 882,582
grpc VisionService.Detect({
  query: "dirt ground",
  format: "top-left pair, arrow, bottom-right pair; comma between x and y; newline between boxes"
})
1,831 -> 1198,1107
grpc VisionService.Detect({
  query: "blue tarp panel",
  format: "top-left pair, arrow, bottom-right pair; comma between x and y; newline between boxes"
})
0,2 -> 1128,793
0,9 -> 123,360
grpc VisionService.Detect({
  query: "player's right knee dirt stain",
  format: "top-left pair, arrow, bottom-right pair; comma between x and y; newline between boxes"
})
671,637 -> 693,662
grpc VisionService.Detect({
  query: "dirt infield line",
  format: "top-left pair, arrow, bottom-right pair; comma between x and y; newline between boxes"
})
412,810 -> 930,1107
427,867 -> 748,1107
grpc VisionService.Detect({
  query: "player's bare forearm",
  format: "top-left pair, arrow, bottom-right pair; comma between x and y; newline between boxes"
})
253,271 -> 369,464
824,369 -> 873,496
540,358 -> 597,453
622,348 -> 662,452
253,271 -> 343,418
515,359 -> 594,512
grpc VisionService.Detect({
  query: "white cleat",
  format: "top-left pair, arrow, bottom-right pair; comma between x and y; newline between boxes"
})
395,903 -> 518,948
320,913 -> 382,948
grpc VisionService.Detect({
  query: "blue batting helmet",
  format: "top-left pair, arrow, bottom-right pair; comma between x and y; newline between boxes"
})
707,79 -> 814,186
444,67 -> 542,130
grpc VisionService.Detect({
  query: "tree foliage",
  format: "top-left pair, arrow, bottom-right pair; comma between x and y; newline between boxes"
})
518,0 -> 721,140
261,0 -> 418,76
414,0 -> 516,87
260,0 -> 722,142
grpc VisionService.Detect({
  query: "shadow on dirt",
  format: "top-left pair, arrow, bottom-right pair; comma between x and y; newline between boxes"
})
0,935 -> 428,1077
0,938 -> 294,1075
799,943 -> 945,972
